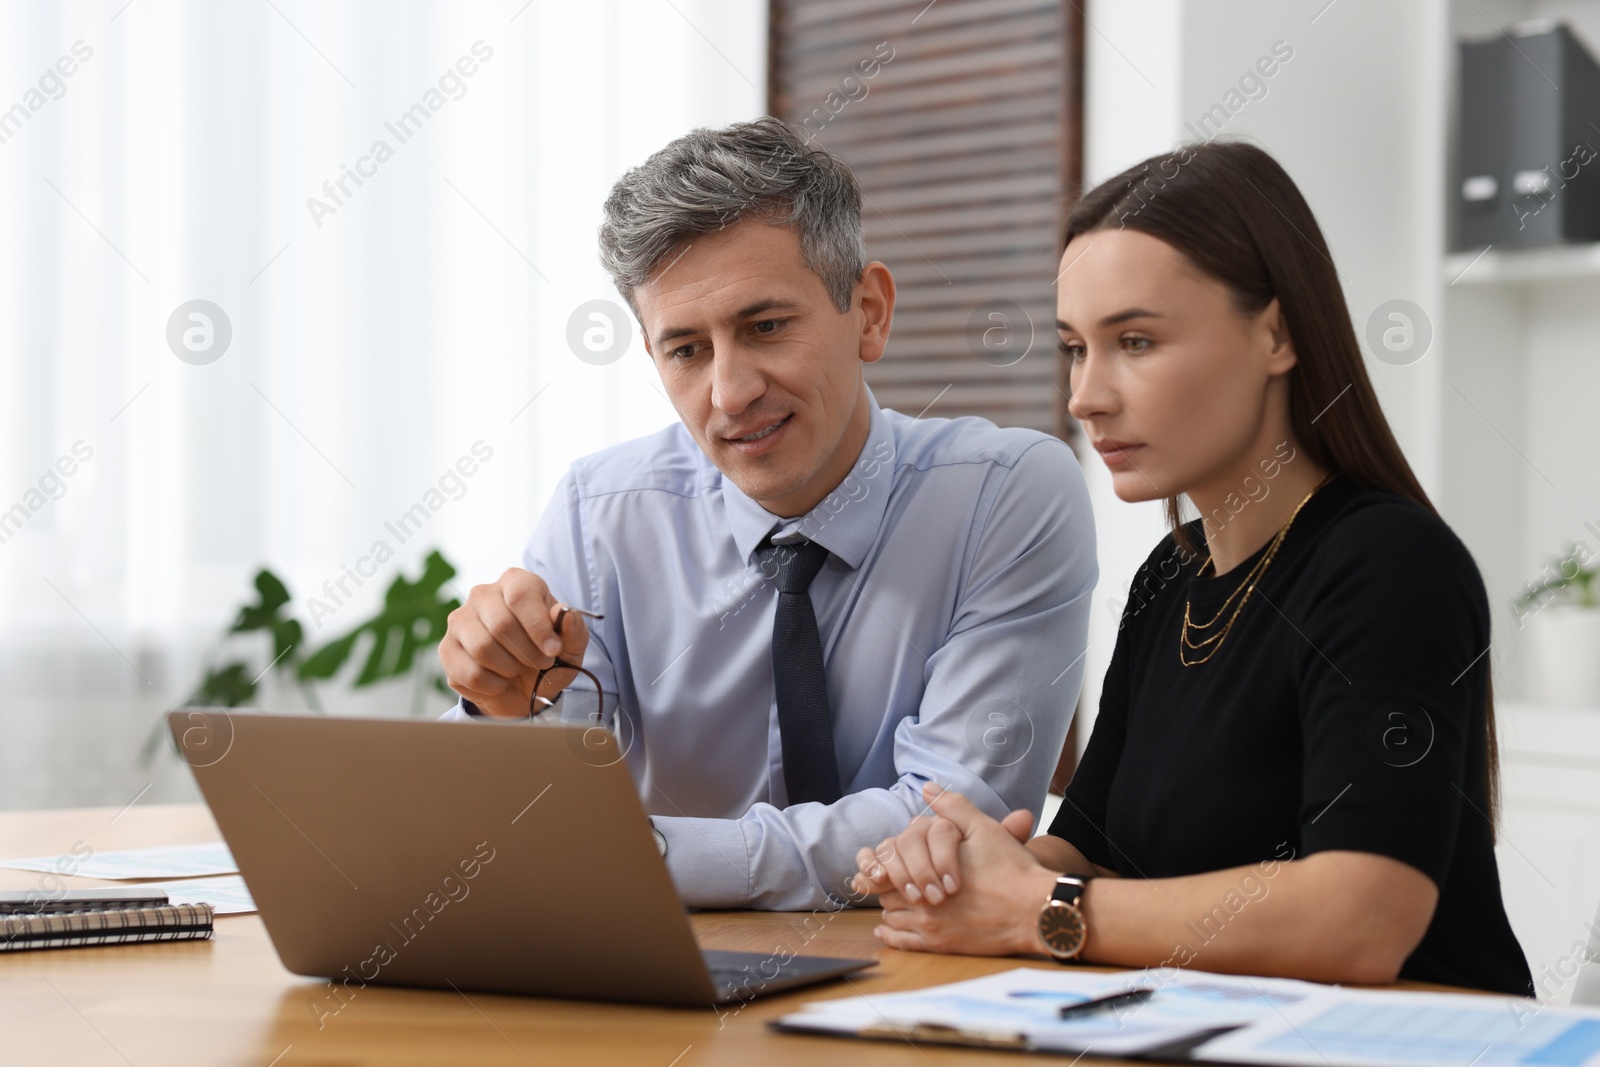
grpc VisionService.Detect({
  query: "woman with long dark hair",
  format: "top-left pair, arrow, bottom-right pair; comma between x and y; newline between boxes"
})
853,141 -> 1532,996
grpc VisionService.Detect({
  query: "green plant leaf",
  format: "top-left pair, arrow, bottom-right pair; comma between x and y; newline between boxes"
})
1520,543 -> 1600,608
184,662 -> 257,707
232,570 -> 292,634
296,550 -> 461,689
271,617 -> 303,663
299,630 -> 362,681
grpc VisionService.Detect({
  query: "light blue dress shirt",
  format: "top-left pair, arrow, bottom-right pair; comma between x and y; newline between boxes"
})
442,390 -> 1096,910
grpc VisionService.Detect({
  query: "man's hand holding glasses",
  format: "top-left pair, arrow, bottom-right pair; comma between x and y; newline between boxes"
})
440,568 -> 604,720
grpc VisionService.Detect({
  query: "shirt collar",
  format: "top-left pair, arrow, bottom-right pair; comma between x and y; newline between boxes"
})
721,391 -> 894,570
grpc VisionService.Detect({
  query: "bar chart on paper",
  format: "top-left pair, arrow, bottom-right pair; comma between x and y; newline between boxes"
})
1196,993 -> 1600,1067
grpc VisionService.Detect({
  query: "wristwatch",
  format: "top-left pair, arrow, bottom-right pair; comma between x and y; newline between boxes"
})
1037,875 -> 1092,961
648,818 -> 667,858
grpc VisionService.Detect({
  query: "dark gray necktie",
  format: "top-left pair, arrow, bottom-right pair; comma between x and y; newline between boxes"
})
758,538 -> 842,806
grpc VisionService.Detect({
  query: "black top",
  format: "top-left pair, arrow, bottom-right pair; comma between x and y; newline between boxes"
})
1049,476 -> 1533,996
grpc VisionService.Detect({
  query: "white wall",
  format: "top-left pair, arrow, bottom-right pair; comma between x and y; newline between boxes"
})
1075,0 -> 1184,744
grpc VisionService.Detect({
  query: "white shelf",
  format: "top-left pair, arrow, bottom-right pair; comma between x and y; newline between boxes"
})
1444,242 -> 1600,285
1501,701 -> 1600,764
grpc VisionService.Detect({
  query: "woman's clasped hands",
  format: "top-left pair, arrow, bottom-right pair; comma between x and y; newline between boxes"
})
852,781 -> 1063,957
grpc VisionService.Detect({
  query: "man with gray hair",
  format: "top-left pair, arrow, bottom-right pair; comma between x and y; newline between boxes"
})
439,116 -> 1095,911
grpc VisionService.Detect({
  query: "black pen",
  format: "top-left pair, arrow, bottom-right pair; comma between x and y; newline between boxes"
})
1057,987 -> 1154,1019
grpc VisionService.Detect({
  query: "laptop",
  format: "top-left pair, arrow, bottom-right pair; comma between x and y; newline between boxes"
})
168,709 -> 874,1006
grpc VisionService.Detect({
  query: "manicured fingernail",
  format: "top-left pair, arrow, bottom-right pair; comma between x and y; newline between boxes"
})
904,883 -> 921,902
943,874 -> 958,894
924,883 -> 943,905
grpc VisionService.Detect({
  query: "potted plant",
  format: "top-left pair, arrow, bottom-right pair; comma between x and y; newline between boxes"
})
140,550 -> 462,764
1517,544 -> 1600,707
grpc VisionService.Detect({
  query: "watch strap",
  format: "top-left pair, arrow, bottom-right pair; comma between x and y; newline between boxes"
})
1051,875 -> 1090,906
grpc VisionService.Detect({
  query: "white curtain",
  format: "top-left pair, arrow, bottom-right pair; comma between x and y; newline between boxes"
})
0,0 -> 766,809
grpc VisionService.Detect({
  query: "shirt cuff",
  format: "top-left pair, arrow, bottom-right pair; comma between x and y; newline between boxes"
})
440,697 -> 565,722
438,700 -> 473,722
655,815 -> 751,909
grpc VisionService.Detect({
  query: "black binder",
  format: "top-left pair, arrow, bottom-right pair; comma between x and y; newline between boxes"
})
1457,21 -> 1600,249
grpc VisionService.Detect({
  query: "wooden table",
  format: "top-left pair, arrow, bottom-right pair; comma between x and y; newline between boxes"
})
0,803 -> 1129,1066
0,804 -> 1460,1066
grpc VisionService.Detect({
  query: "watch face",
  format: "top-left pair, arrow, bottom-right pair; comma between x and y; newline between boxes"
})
1039,901 -> 1087,959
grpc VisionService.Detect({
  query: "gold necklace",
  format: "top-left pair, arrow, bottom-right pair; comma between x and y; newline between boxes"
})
1179,475 -> 1333,666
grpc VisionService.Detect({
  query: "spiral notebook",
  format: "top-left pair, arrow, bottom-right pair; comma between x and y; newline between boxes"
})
0,902 -> 214,952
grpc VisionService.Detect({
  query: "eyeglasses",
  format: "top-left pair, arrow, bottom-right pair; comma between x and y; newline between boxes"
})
529,605 -> 606,721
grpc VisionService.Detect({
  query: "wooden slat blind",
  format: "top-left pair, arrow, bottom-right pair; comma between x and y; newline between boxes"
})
769,0 -> 1087,789
769,0 -> 1084,440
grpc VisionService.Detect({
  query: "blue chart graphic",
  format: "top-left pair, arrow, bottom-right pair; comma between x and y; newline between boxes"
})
1260,1004 -> 1600,1066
